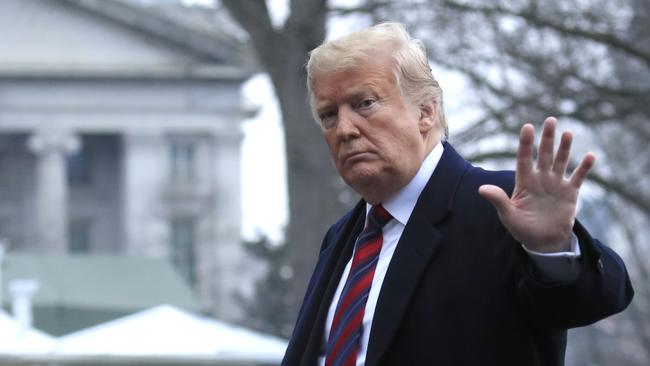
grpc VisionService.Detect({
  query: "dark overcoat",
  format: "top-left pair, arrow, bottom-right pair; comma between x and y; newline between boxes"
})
282,142 -> 634,366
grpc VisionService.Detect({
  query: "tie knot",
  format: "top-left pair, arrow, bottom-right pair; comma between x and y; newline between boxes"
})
368,205 -> 392,229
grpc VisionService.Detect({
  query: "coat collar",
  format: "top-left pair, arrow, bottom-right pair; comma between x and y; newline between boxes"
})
365,141 -> 470,365
291,200 -> 366,366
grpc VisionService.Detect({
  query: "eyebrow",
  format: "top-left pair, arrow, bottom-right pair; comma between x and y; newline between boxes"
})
316,87 -> 378,114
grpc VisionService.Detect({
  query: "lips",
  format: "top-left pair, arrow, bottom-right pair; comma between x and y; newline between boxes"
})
340,151 -> 373,164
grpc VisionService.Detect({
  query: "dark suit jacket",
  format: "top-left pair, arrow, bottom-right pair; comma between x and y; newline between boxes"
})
282,142 -> 634,366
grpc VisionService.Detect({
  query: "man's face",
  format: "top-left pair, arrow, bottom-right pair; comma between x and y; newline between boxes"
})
312,54 -> 437,204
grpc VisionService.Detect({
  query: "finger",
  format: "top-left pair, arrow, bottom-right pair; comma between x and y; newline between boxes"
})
569,152 -> 596,188
552,130 -> 573,177
479,184 -> 512,217
536,117 -> 557,171
516,123 -> 535,182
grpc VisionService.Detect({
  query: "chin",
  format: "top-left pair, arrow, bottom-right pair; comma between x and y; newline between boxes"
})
342,169 -> 383,193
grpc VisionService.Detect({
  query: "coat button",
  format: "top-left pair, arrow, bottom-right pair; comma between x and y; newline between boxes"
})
597,259 -> 604,274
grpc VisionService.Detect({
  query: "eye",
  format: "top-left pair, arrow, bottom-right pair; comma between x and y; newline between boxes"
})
319,111 -> 337,129
358,98 -> 376,110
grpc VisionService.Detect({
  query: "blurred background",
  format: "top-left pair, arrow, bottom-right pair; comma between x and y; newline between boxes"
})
0,0 -> 647,365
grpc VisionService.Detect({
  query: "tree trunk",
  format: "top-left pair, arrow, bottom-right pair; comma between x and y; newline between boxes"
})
222,0 -> 354,317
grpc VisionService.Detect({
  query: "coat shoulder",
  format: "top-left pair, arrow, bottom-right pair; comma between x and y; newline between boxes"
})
318,202 -> 363,253
448,165 -> 515,229
463,165 -> 515,194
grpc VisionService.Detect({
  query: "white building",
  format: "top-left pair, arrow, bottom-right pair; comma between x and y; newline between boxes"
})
0,0 -> 257,321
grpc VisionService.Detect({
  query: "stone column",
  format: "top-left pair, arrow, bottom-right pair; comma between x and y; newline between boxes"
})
121,130 -> 167,256
27,130 -> 80,253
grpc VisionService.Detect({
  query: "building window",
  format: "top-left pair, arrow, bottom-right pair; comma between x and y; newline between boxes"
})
170,217 -> 196,285
67,148 -> 92,186
69,219 -> 92,253
169,140 -> 196,184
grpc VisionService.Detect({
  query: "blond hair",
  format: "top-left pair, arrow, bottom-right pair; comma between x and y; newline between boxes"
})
306,22 -> 448,138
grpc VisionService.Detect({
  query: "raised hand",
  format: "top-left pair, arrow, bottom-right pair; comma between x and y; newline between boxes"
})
478,117 -> 595,253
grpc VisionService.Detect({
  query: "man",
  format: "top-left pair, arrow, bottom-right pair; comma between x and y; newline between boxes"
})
282,23 -> 633,366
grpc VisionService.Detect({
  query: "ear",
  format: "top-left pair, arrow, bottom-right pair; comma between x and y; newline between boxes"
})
417,99 -> 437,134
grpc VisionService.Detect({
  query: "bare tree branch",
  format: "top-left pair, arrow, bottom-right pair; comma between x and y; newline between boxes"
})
466,149 -> 650,217
440,0 -> 650,66
287,0 -> 327,48
221,0 -> 278,66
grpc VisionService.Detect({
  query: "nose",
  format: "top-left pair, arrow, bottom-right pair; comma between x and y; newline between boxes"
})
335,106 -> 360,140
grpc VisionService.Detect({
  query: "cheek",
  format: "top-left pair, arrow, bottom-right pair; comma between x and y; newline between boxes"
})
385,128 -> 423,162
383,126 -> 414,150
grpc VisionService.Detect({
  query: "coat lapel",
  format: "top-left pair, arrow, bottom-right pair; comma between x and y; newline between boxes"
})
365,142 -> 470,365
294,201 -> 367,366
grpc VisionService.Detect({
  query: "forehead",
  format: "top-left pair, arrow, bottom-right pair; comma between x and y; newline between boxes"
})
312,56 -> 398,107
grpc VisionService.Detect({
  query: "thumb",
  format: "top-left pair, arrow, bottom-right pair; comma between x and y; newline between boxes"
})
478,184 -> 512,216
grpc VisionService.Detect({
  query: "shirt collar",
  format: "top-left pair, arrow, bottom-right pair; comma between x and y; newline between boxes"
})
366,141 -> 444,225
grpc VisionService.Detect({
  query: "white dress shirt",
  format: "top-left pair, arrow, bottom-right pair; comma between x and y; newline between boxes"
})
318,142 -> 581,366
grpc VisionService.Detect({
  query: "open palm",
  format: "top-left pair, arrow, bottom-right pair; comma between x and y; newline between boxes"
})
478,117 -> 595,253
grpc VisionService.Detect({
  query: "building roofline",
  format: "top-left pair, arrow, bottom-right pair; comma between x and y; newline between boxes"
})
0,64 -> 255,82
54,0 -> 258,69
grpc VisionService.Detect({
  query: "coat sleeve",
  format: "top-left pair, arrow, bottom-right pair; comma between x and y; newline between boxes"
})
515,219 -> 634,329
469,167 -> 634,330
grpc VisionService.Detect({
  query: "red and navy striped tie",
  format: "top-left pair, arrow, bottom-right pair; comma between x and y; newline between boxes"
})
325,205 -> 393,366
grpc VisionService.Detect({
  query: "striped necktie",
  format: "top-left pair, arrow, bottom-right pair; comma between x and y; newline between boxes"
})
325,205 -> 393,366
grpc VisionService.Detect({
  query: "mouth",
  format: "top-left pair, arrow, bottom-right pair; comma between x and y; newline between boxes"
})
340,151 -> 373,164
